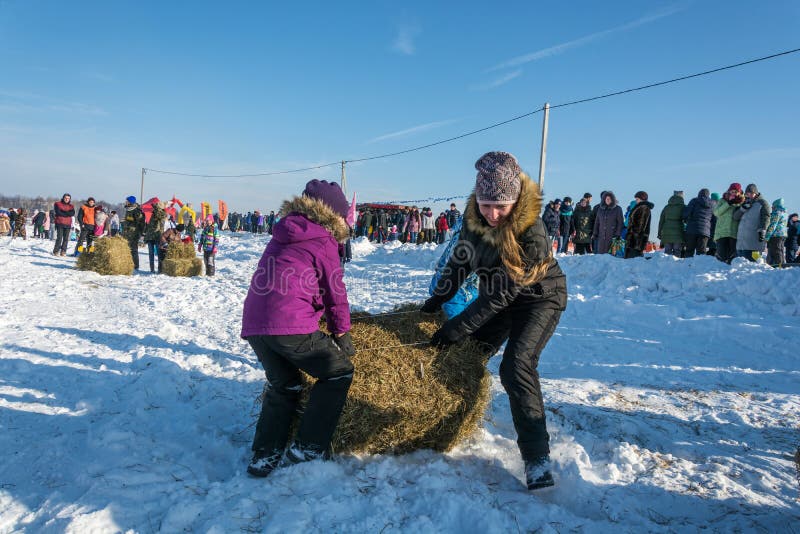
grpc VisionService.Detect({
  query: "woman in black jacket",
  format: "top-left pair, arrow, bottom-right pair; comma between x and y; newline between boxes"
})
422,151 -> 567,490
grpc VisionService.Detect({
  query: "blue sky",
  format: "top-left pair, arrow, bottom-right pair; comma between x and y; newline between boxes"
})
1,0 -> 798,217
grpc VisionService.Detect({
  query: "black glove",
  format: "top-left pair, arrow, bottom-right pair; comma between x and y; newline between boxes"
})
420,297 -> 442,314
430,323 -> 462,349
758,229 -> 766,242
333,332 -> 356,357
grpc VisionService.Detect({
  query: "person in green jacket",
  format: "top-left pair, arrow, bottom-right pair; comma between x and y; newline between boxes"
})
713,182 -> 745,264
122,196 -> 145,270
657,191 -> 685,257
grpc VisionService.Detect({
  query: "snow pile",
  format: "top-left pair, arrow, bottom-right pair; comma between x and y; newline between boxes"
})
1,233 -> 798,532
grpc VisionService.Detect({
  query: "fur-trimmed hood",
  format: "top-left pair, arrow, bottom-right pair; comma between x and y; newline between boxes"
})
463,174 -> 542,246
280,195 -> 350,243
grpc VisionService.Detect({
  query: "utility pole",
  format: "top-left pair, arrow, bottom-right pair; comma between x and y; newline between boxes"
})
537,103 -> 550,193
340,161 -> 347,195
140,168 -> 146,203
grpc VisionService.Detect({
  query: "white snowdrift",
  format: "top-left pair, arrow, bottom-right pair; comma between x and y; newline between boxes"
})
0,232 -> 798,532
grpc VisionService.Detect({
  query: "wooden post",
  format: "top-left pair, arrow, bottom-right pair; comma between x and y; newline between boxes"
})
340,161 -> 347,195
140,168 -> 146,203
537,103 -> 550,192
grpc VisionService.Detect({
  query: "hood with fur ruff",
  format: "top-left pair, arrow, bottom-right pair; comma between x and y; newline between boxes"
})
279,195 -> 350,243
463,174 -> 542,246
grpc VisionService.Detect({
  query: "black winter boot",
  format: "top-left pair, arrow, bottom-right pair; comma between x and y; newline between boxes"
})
247,449 -> 283,478
282,442 -> 329,466
525,456 -> 554,490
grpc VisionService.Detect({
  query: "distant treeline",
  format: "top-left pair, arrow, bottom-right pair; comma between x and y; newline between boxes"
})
0,194 -> 124,215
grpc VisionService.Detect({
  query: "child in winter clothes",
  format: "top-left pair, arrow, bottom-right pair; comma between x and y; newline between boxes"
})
422,152 -> 567,491
765,198 -> 787,266
198,215 -> 219,276
241,179 -> 354,478
93,206 -> 109,237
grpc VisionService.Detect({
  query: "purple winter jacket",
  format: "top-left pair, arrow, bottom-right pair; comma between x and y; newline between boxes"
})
241,197 -> 351,337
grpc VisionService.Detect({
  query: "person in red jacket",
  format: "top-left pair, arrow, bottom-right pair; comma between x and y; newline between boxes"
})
52,194 -> 75,256
435,212 -> 450,244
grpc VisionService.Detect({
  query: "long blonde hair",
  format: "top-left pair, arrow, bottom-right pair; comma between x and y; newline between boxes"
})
496,176 -> 551,286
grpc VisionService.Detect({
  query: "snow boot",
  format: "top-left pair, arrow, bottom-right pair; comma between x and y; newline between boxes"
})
282,442 -> 329,466
247,449 -> 283,478
525,456 -> 554,490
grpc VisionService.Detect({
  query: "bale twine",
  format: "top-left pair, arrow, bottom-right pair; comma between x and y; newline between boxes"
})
75,236 -> 134,276
314,306 -> 491,455
165,242 -> 196,260
162,257 -> 204,277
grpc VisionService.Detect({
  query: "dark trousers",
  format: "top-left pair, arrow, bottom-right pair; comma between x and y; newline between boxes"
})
75,224 -> 95,252
248,332 -> 354,454
127,236 -> 140,269
766,237 -> 785,266
684,233 -> 708,257
146,240 -> 159,272
203,251 -> 216,276
471,306 -> 562,461
574,243 -> 591,255
715,237 -> 737,264
53,226 -> 71,253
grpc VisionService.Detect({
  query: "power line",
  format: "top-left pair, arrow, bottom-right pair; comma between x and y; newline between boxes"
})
550,46 -> 800,110
145,47 -> 800,178
344,108 -> 544,164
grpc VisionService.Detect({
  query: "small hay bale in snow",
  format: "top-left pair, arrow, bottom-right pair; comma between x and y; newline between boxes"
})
316,305 -> 492,455
165,241 -> 196,260
162,258 -> 204,277
75,236 -> 134,276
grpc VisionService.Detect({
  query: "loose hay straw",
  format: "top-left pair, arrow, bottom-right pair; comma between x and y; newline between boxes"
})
165,242 -> 197,260
316,304 -> 492,455
162,258 -> 204,277
75,236 -> 134,276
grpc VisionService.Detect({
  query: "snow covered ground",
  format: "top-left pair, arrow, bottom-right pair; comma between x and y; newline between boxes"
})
1,230 -> 799,533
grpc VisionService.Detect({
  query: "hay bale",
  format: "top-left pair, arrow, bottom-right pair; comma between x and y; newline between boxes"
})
311,305 -> 491,455
75,236 -> 134,276
162,258 -> 204,277
165,241 -> 196,260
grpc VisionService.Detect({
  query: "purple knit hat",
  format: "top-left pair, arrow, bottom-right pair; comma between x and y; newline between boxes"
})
474,151 -> 522,205
303,179 -> 349,219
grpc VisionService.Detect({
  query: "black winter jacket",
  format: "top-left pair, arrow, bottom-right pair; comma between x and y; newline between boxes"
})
683,191 -> 714,237
431,177 -> 567,339
541,204 -> 561,237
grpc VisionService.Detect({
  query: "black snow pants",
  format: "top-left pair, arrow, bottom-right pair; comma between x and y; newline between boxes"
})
470,304 -> 562,462
76,224 -> 95,253
248,331 -> 354,455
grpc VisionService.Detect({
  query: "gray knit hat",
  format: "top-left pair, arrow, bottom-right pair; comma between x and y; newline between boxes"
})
745,183 -> 758,195
474,151 -> 522,205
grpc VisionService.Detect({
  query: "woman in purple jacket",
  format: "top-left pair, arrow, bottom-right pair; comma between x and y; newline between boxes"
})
241,179 -> 355,477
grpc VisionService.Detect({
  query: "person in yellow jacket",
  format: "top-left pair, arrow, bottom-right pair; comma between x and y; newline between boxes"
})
179,203 -> 197,242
